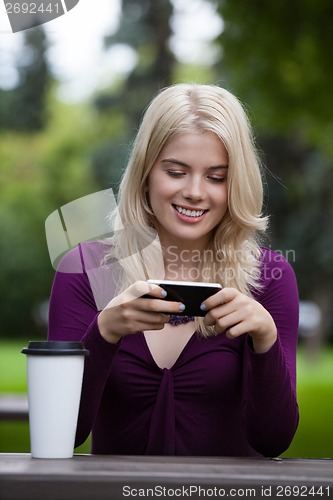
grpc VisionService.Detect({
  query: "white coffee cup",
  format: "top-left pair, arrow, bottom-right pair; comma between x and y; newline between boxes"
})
22,341 -> 89,459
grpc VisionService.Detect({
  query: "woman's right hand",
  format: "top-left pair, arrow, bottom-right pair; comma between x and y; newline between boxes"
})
97,281 -> 184,344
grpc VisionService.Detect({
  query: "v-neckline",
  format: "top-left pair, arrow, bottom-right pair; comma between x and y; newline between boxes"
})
141,330 -> 196,371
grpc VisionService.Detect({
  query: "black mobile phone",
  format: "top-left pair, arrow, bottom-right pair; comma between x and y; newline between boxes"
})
145,279 -> 222,317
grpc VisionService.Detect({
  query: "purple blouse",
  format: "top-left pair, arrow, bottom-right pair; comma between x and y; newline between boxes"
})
48,243 -> 299,457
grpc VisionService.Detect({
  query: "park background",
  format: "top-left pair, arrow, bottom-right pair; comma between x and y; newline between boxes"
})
0,0 -> 332,457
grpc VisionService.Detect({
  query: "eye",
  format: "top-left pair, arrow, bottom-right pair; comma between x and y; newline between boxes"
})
208,175 -> 226,183
167,170 -> 186,177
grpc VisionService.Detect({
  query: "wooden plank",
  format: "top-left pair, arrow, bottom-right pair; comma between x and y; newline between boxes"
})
0,394 -> 28,421
0,454 -> 332,500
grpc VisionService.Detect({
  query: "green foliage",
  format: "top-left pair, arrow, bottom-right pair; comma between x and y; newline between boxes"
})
93,0 -> 176,186
216,0 -> 333,155
173,63 -> 218,86
1,0 -> 333,342
0,27 -> 51,131
0,133 -> 53,338
211,0 -> 333,339
1,1 -> 333,456
0,340 -> 27,392
260,139 -> 333,301
0,96 -> 103,339
282,348 -> 333,458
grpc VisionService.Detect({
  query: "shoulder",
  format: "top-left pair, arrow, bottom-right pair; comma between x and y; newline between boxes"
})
254,246 -> 298,299
55,240 -> 113,275
259,246 -> 295,274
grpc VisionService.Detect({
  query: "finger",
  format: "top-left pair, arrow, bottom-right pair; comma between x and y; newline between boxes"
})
137,311 -> 170,330
203,291 -> 240,325
110,307 -> 170,335
138,297 -> 186,315
130,281 -> 167,300
105,281 -> 166,309
225,326 -> 244,339
224,320 -> 252,339
201,287 -> 238,312
203,300 -> 238,326
206,310 -> 243,333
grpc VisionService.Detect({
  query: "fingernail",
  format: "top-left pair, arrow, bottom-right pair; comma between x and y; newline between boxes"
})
161,289 -> 167,297
200,303 -> 206,312
179,303 -> 185,312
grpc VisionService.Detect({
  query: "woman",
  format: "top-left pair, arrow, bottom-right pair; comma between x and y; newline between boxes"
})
48,83 -> 299,457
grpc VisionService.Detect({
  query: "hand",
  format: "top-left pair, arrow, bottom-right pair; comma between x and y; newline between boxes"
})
202,287 -> 277,353
98,281 -> 184,344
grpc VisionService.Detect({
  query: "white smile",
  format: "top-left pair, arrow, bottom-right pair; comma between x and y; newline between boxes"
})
174,205 -> 206,218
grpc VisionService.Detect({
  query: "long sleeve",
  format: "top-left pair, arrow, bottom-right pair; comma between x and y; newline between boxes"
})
48,243 -> 119,447
242,249 -> 299,456
48,244 -> 300,457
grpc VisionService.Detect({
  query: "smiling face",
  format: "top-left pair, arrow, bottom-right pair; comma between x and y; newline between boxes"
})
146,131 -> 229,251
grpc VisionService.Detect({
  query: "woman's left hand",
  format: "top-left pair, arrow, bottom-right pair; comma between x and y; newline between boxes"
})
202,288 -> 277,353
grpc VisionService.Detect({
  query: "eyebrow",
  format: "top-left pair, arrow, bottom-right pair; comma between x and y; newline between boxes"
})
161,158 -> 229,170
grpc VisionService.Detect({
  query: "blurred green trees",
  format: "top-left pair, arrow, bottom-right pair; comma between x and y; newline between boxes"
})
0,0 -> 333,341
0,27 -> 50,131
216,0 -> 333,153
0,100 -> 102,337
92,0 -> 176,187
214,0 -> 333,342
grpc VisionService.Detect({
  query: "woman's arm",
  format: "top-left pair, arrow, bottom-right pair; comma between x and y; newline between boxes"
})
48,245 -> 120,447
242,253 -> 299,457
48,243 -> 183,447
202,249 -> 299,456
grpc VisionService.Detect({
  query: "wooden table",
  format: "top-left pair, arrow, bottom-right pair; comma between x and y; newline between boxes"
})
0,454 -> 332,500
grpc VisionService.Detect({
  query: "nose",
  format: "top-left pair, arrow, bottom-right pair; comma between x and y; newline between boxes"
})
182,174 -> 205,201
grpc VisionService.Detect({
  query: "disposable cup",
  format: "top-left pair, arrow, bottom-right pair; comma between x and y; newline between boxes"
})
22,341 -> 89,459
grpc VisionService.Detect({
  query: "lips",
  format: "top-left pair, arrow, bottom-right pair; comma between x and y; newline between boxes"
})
173,205 -> 207,219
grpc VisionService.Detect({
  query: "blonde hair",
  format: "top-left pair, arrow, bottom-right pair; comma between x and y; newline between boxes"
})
108,83 -> 268,336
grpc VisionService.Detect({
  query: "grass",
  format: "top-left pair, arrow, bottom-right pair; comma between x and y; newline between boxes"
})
0,340 -> 332,457
282,347 -> 333,458
0,340 -> 28,393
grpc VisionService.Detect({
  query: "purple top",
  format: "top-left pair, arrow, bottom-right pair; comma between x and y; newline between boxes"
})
48,243 -> 299,457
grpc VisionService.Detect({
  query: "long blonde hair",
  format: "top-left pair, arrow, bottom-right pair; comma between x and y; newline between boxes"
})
108,83 -> 268,336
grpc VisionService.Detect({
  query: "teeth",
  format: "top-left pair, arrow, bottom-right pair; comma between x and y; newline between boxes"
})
175,206 -> 205,217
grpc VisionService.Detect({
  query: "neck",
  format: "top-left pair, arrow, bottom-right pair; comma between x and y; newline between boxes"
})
161,244 -> 202,281
157,232 -> 215,281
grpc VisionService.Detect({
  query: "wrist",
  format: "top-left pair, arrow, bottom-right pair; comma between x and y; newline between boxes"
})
251,327 -> 277,354
98,311 -> 122,345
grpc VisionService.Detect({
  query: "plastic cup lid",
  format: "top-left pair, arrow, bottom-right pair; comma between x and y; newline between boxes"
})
21,341 -> 89,356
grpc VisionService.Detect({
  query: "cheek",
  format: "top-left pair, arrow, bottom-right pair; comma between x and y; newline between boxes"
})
146,170 -> 162,195
146,177 -> 167,214
223,190 -> 229,208
212,186 -> 228,210
147,173 -> 174,201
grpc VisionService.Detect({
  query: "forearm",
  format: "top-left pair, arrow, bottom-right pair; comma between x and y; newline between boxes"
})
243,336 -> 299,457
47,251 -> 120,448
75,314 -> 120,447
